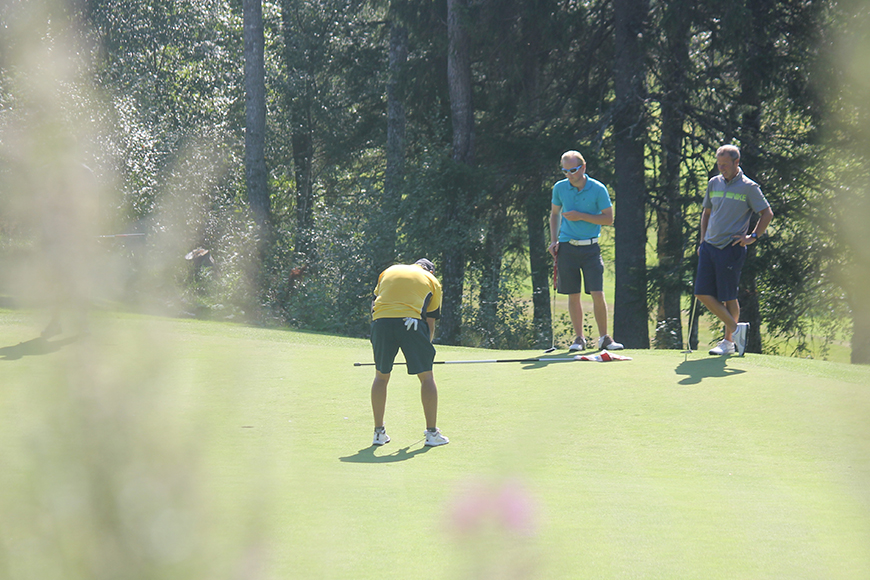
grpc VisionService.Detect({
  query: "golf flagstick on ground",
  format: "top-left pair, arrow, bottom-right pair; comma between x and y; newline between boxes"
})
353,357 -> 579,366
353,351 -> 631,366
574,350 -> 632,362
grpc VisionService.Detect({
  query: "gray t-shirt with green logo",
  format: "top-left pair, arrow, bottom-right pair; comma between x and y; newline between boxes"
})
703,169 -> 770,249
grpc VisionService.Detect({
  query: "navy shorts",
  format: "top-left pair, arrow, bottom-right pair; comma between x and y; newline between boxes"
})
556,243 -> 604,295
370,318 -> 436,375
694,241 -> 747,302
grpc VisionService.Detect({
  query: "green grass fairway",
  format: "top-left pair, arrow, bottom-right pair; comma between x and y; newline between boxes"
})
2,309 -> 869,579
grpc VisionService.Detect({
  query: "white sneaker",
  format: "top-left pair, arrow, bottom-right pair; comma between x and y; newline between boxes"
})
709,339 -> 735,355
424,428 -> 449,447
598,335 -> 624,350
373,427 -> 390,446
568,336 -> 586,352
733,322 -> 749,356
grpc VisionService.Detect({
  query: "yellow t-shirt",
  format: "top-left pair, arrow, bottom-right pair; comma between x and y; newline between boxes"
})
372,264 -> 442,320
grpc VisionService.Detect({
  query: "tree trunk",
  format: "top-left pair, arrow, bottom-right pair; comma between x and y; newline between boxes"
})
441,0 -> 475,345
852,303 -> 870,364
447,0 -> 474,164
518,13 -> 550,350
478,204 -> 506,348
243,0 -> 269,231
613,0 -> 650,349
654,2 -> 690,349
736,0 -> 773,354
280,0 -> 316,266
847,190 -> 870,362
380,20 -> 408,270
527,179 -> 552,349
829,0 -> 870,364
292,128 -> 315,263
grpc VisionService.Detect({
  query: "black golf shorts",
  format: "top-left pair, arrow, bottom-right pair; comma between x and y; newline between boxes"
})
694,241 -> 746,302
556,243 -> 604,295
370,318 -> 436,375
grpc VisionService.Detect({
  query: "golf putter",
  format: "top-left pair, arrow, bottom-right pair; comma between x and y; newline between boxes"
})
543,258 -> 558,353
682,296 -> 699,362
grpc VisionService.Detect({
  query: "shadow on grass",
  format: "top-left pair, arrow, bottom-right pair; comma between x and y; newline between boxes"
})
0,335 -> 80,361
520,360 -> 568,370
339,443 -> 433,464
520,354 -> 604,370
675,356 -> 746,385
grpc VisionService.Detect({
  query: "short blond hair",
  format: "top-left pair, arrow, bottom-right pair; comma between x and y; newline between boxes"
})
561,150 -> 586,166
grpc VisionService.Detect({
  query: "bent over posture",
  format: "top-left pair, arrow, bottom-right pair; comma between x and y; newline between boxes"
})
369,258 -> 449,447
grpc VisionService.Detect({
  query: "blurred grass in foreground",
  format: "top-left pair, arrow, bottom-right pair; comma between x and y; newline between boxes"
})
3,309 -> 870,579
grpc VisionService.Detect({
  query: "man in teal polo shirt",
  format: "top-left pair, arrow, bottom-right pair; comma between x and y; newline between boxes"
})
695,144 -> 774,356
548,150 -> 623,352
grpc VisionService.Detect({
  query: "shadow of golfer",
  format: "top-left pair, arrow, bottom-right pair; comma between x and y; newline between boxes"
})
520,361 -> 548,370
675,356 -> 746,385
339,442 -> 433,464
0,335 -> 80,361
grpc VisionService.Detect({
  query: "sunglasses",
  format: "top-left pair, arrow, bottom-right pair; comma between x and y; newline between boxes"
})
561,165 -> 584,175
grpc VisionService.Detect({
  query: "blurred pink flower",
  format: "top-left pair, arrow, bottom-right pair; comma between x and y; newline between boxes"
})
447,477 -> 538,536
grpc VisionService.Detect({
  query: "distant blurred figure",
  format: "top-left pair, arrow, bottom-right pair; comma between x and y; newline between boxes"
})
38,160 -> 100,339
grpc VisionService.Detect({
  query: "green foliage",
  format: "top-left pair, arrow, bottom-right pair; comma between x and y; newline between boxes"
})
2,0 -> 861,359
462,260 -> 536,350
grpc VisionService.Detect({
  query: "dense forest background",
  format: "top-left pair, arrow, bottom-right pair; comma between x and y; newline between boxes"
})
2,0 -> 869,362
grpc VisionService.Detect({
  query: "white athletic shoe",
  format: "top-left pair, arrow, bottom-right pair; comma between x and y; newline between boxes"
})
568,336 -> 587,352
733,322 -> 749,356
373,427 -> 390,446
424,428 -> 449,447
709,339 -> 735,355
598,335 -> 624,350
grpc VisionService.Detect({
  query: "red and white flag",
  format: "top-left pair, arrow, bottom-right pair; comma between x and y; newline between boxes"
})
574,350 -> 632,362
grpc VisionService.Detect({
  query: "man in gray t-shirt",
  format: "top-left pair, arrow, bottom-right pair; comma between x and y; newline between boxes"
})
694,145 -> 774,356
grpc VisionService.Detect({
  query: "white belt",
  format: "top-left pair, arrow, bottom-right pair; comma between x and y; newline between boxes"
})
567,237 -> 598,246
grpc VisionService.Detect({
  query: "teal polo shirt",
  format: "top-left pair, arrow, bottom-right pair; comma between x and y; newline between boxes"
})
551,175 -> 612,241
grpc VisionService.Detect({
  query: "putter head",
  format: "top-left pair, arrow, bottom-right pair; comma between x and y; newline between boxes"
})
543,346 -> 556,353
